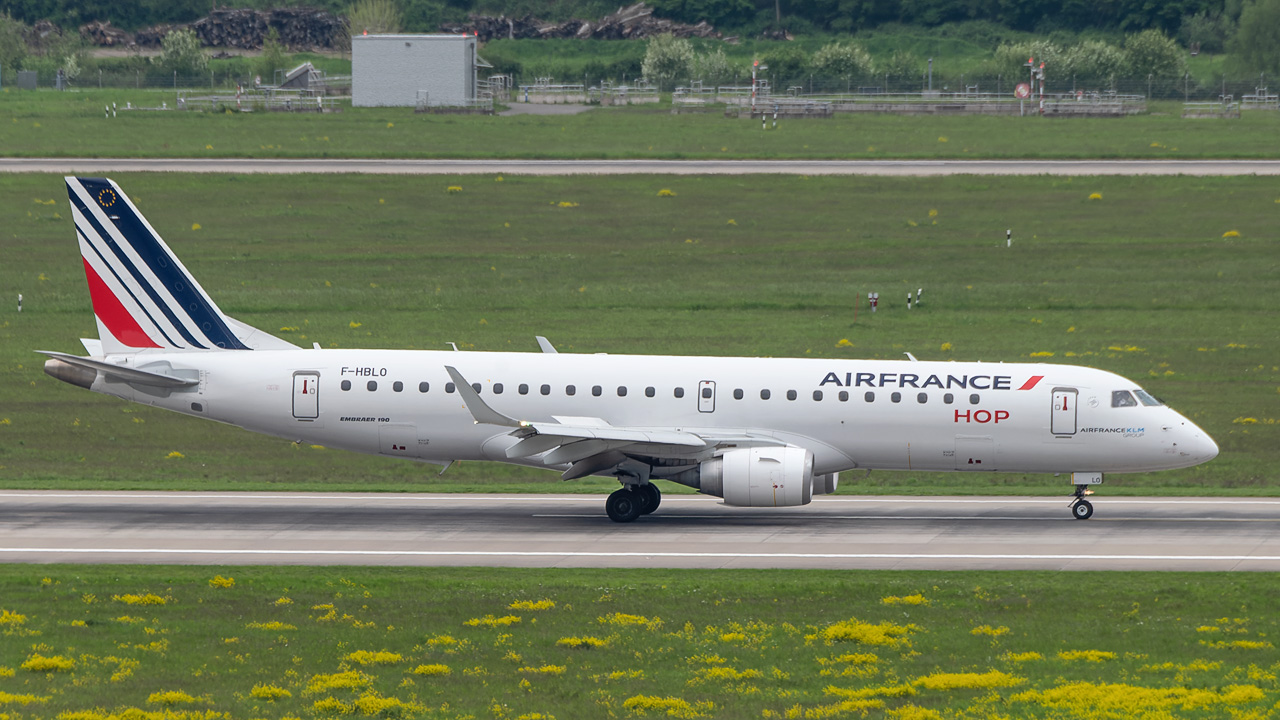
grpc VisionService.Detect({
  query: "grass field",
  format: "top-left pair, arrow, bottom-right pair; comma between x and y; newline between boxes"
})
0,172 -> 1274,494
1,565 -> 1278,719
3,89 -> 1280,159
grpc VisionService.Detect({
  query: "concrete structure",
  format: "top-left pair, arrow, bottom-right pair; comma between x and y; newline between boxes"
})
352,34 -> 479,108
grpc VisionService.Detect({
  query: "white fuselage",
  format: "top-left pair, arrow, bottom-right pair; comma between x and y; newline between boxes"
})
90,350 -> 1219,478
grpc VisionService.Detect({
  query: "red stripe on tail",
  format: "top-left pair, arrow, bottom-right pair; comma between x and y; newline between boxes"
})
82,258 -> 161,349
1018,375 -> 1044,391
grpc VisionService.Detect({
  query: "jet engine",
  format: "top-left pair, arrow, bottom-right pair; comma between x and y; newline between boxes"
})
668,446 -> 837,507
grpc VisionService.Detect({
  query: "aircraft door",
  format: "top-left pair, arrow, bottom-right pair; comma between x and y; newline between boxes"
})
1051,387 -> 1078,435
292,372 -> 319,419
698,381 -> 716,413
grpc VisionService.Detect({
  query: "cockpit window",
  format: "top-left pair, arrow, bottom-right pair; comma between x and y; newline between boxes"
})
1133,389 -> 1163,407
1111,390 -> 1138,408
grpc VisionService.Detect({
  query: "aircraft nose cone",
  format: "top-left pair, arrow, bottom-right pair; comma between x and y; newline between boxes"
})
1195,431 -> 1220,463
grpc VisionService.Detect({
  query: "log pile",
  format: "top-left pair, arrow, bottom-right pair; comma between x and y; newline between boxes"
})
79,20 -> 131,47
81,7 -> 345,50
440,2 -> 718,42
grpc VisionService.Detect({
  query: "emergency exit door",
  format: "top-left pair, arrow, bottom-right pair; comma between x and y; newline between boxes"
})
1051,387 -> 1077,435
698,381 -> 716,413
293,372 -> 319,419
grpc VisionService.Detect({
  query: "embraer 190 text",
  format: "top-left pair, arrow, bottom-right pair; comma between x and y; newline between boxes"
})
42,178 -> 1219,522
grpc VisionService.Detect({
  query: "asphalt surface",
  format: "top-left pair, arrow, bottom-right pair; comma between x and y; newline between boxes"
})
3,158 -> 1280,176
2,491 -> 1278,571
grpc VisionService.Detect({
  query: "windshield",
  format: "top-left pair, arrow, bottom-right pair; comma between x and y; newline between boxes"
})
1111,390 -> 1137,408
1133,388 -> 1163,407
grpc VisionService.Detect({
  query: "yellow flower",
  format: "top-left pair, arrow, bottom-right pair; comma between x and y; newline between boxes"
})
167,451 -> 184,459
558,636 -> 607,649
881,594 -> 929,606
1058,650 -> 1116,662
191,223 -> 201,230
928,209 -> 938,217
251,684 -> 292,700
940,342 -> 953,352
446,185 -> 462,193
1088,193 -> 1102,200
413,664 -> 451,676
657,189 -> 677,197
971,625 -> 1010,637
208,575 -> 235,588
836,339 -> 853,348
1222,230 -> 1240,237
205,144 -> 212,150
510,599 -> 555,610
349,321 -> 362,329
1029,351 -> 1055,358
938,136 -> 948,142
386,122 -> 394,128
147,690 -> 198,705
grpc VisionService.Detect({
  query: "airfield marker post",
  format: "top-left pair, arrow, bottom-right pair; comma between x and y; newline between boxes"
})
907,292 -> 912,310
17,294 -> 22,313
1007,229 -> 1012,247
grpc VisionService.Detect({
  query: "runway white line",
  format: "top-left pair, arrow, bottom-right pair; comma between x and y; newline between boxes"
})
0,548 -> 1274,562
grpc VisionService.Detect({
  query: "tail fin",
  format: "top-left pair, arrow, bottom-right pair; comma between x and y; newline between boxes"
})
66,177 -> 297,355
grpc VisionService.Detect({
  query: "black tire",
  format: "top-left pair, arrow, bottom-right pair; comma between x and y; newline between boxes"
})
606,488 -> 642,523
638,483 -> 661,514
1072,499 -> 1094,520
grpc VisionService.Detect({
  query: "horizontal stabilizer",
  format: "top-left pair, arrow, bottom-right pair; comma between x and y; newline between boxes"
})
38,351 -> 198,389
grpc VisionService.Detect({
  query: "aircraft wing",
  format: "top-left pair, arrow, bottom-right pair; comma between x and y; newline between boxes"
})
445,365 -> 781,479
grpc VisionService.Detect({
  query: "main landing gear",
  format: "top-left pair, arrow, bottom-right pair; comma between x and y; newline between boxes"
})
606,483 -> 661,523
1070,484 -> 1095,520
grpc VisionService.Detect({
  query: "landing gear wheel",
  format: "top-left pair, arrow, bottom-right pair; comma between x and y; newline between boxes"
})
637,483 -> 661,515
1072,499 -> 1094,520
606,488 -> 642,523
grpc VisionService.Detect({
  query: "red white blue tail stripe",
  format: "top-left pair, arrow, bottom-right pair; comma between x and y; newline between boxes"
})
67,177 -> 249,352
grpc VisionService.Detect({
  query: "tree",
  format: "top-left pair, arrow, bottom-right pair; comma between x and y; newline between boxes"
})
1060,40 -> 1126,84
810,41 -> 873,87
347,0 -> 403,35
155,28 -> 207,76
759,45 -> 809,88
641,33 -> 694,90
691,47 -> 736,87
257,27 -> 288,83
1232,0 -> 1280,74
0,13 -> 28,75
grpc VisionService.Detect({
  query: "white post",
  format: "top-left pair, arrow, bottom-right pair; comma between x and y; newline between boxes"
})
17,294 -> 21,313
1007,229 -> 1012,247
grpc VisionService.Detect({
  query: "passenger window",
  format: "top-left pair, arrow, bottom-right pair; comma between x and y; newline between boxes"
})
943,392 -> 953,404
733,388 -> 743,400
1112,390 -> 1138,408
674,387 -> 685,398
493,383 -> 504,394
418,381 -> 429,393
812,390 -> 823,401
701,387 -> 712,399
540,384 -> 551,396
445,382 -> 456,394
969,393 -> 980,405
645,386 -> 655,398
864,391 -> 874,402
617,386 -> 627,397
760,389 -> 771,400
367,381 -> 377,392
891,391 -> 901,403
518,383 -> 529,395
393,381 -> 403,392
566,385 -> 576,396
341,380 -> 352,391
472,383 -> 481,393
787,390 -> 797,401
592,385 -> 602,397
917,392 -> 927,404
838,390 -> 848,402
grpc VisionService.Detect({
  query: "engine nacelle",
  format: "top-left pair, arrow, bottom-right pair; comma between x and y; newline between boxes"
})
698,446 -> 816,508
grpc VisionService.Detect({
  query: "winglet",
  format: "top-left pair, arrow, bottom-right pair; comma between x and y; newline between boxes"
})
535,336 -> 558,354
444,366 -> 521,427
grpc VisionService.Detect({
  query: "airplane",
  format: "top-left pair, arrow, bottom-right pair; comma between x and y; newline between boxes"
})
42,177 -> 1219,523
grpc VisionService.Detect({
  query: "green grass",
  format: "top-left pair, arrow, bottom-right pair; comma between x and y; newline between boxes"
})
1,565 -> 1278,718
4,88 -> 1280,159
0,172 -> 1275,494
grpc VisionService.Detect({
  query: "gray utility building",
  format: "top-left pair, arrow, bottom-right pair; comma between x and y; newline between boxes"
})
352,34 -> 484,107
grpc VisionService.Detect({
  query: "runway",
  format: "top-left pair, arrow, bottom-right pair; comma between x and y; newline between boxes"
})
3,491 -> 1278,571
3,158 -> 1280,176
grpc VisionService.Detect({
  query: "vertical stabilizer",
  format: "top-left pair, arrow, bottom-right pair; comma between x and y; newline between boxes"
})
66,177 -> 296,355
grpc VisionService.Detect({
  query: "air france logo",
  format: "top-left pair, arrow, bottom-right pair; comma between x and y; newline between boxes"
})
97,188 -> 117,208
818,372 -> 1044,391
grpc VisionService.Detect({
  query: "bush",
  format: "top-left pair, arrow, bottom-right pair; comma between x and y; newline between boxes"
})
1059,39 -> 1125,84
1231,0 -> 1280,75
641,33 -> 694,90
154,28 -> 207,75
0,13 -> 28,74
759,44 -> 808,87
691,46 -> 736,86
810,41 -> 874,82
1123,29 -> 1185,82
256,27 -> 287,83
